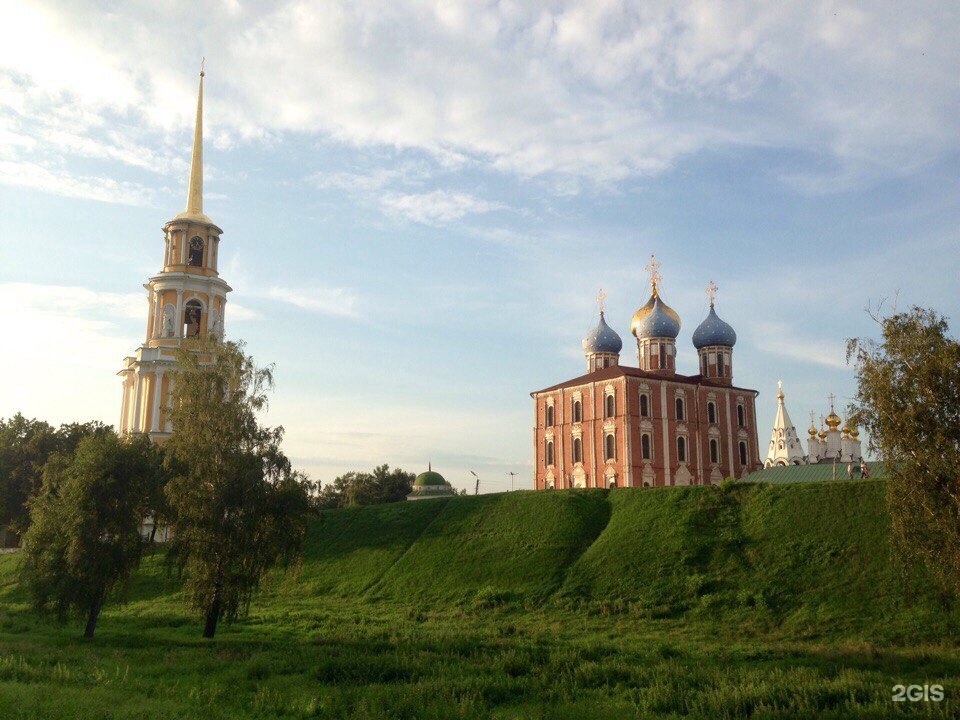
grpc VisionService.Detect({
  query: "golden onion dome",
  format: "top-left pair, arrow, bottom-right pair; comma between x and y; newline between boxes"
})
841,423 -> 850,436
825,411 -> 842,430
808,424 -> 817,438
630,285 -> 681,336
850,426 -> 860,439
818,427 -> 827,441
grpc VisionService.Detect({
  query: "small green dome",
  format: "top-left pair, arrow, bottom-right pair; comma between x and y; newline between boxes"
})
414,470 -> 447,487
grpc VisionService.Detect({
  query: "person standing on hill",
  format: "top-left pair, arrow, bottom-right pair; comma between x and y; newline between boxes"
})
860,459 -> 869,478
847,460 -> 854,479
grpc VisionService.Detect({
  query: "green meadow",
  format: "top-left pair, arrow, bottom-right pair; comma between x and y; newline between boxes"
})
1,480 -> 958,718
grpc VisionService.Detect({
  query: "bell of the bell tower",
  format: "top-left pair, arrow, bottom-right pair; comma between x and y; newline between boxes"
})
117,67 -> 232,439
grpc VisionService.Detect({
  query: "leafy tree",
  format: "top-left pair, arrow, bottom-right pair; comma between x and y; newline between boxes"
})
0,416 -> 112,538
315,464 -> 415,509
848,306 -> 960,594
0,415 -> 57,535
164,339 -> 310,638
20,432 -> 162,637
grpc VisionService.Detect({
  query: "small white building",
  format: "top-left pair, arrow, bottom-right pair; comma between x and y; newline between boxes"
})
764,383 -> 863,468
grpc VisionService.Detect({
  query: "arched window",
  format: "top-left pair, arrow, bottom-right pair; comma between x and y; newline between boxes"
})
572,399 -> 582,423
709,438 -> 719,464
717,352 -> 725,377
677,436 -> 687,463
675,397 -> 685,421
739,441 -> 748,466
545,404 -> 554,427
604,393 -> 615,418
545,441 -> 554,466
604,434 -> 616,461
183,299 -> 203,338
658,342 -> 666,369
700,354 -> 707,376
573,437 -> 583,463
707,401 -> 717,424
641,433 -> 651,460
737,404 -> 745,428
188,236 -> 204,267
639,393 -> 649,417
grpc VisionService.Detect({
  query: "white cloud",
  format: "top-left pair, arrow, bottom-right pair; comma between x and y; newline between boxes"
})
0,159 -> 155,205
1,1 -> 957,198
379,189 -> 505,225
265,286 -> 359,317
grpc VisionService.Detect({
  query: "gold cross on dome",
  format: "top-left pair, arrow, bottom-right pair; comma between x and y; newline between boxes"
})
596,288 -> 606,314
828,392 -> 836,411
706,280 -> 718,306
645,254 -> 662,291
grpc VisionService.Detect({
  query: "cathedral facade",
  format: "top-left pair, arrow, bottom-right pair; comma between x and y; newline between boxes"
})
117,69 -> 230,438
531,264 -> 761,489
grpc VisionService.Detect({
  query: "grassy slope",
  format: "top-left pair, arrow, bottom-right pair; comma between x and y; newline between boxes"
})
1,480 -> 959,719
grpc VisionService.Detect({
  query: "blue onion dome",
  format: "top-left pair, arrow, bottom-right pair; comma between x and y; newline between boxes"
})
692,304 -> 737,349
582,312 -> 623,354
632,294 -> 681,339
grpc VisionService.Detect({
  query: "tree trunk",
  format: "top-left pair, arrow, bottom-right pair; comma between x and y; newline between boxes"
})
84,591 -> 103,639
203,579 -> 222,639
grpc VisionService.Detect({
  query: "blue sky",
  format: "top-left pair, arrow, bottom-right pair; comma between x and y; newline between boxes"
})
1,2 -> 958,492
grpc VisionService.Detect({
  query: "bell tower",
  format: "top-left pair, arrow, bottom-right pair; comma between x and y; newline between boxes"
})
117,66 -> 232,439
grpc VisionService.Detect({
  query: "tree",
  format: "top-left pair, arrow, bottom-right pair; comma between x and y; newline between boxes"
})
1,416 -> 112,539
20,431 -> 161,637
164,339 -> 310,638
314,465 -> 415,509
848,306 -> 960,594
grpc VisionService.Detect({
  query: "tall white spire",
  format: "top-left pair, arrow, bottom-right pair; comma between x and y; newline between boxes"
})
764,381 -> 806,467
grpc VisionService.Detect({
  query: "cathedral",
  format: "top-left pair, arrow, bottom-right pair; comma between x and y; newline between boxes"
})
531,261 -> 761,489
117,68 -> 230,437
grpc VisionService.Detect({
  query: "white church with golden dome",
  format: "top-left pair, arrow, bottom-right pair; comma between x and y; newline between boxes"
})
117,68 -> 230,438
764,383 -> 863,467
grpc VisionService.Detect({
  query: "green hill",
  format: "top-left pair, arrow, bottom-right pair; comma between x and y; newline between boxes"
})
2,480 -> 958,719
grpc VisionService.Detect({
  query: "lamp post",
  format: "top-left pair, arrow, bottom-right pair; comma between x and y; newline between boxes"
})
470,470 -> 479,495
507,471 -> 518,492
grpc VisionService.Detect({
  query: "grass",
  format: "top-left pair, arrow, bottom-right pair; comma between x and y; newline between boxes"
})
0,480 -> 958,718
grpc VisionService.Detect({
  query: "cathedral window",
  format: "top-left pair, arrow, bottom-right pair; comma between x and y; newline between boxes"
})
640,393 -> 650,417
739,441 -> 748,466
737,404 -> 745,428
677,436 -> 687,463
573,437 -> 583,463
183,299 -> 203,338
604,394 -> 615,418
641,433 -> 651,460
188,236 -> 205,267
545,404 -> 554,427
717,352 -> 725,377
700,354 -> 707,375
707,401 -> 717,424
709,438 -> 719,464
658,343 -> 666,369
604,433 -> 616,461
572,399 -> 582,423
545,440 -> 554,466
675,397 -> 685,421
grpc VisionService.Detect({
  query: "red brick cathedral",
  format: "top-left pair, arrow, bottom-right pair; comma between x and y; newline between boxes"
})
531,258 -> 761,489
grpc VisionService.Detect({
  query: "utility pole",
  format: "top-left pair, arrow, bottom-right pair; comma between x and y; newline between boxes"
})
507,471 -> 518,491
470,470 -> 479,495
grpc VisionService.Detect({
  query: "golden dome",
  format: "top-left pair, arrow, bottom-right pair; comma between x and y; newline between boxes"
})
808,424 -> 817,438
850,426 -> 860,439
630,286 -> 681,336
818,427 -> 827,441
825,411 -> 842,430
841,423 -> 849,436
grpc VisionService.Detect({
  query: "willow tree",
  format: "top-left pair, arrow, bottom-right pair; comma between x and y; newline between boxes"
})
165,339 -> 309,638
848,306 -> 960,594
21,431 -> 161,637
